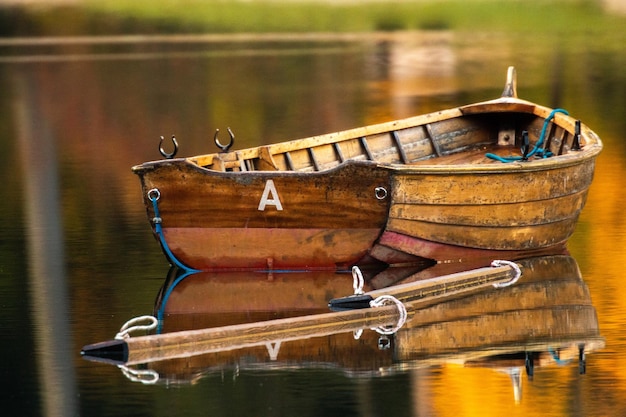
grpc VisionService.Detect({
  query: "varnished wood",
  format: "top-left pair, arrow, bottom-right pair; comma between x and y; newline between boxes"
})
132,67 -> 602,270
125,303 -> 403,365
119,259 -> 524,365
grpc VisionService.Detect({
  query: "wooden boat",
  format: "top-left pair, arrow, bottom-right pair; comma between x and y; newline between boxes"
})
89,255 -> 603,386
132,67 -> 602,271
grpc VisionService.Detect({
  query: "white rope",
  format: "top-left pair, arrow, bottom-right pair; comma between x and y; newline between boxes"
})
369,295 -> 408,335
352,265 -> 364,295
118,365 -> 159,384
115,315 -> 158,340
351,266 -> 364,339
491,260 -> 522,288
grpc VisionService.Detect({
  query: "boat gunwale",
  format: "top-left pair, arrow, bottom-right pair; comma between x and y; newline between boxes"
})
131,96 -> 603,176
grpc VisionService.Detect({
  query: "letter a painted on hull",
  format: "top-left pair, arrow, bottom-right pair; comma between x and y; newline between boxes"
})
258,179 -> 283,211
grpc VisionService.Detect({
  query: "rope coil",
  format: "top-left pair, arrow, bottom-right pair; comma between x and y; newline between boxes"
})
369,295 -> 408,335
486,108 -> 569,162
115,315 -> 158,340
491,260 -> 522,288
118,365 -> 159,384
147,188 -> 200,273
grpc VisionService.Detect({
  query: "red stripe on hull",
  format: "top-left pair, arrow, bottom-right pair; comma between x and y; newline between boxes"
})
162,227 -> 384,271
374,231 -> 568,264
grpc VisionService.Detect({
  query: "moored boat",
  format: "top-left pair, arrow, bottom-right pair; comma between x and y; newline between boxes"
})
132,67 -> 602,271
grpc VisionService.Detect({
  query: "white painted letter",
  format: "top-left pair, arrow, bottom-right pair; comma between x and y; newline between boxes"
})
258,179 -> 283,211
266,341 -> 282,360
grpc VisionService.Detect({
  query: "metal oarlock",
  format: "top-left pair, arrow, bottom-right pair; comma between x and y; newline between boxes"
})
159,135 -> 178,159
214,127 -> 235,152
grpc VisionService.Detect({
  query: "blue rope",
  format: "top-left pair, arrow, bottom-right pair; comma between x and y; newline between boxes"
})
486,108 -> 569,163
155,269 -> 196,334
548,347 -> 571,365
149,190 -> 200,274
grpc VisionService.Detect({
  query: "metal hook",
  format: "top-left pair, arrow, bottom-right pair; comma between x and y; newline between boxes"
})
159,135 -> 178,159
520,130 -> 530,160
214,127 -> 235,153
572,120 -> 582,151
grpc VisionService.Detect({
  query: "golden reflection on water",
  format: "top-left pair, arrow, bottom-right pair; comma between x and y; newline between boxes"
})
421,147 -> 626,415
575,150 -> 626,394
4,31 -> 626,416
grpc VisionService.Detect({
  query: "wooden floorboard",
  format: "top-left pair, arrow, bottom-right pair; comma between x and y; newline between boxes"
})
410,145 -> 516,166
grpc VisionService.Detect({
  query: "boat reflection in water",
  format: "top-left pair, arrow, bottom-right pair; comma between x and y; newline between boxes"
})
84,253 -> 603,403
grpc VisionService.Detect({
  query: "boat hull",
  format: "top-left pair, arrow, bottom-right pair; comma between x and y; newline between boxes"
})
380,156 -> 595,257
135,161 -> 392,270
136,159 -> 594,270
133,89 -> 602,271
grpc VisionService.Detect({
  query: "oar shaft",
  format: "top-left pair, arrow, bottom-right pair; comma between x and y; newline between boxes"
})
125,304 -> 400,365
330,263 -> 518,309
369,264 -> 515,302
82,262 -> 520,366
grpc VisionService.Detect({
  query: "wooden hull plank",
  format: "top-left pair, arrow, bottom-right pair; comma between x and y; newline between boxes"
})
163,227 -> 382,270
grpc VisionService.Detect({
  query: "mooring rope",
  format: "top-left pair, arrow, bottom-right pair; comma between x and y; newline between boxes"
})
369,295 -> 408,335
352,265 -> 365,295
548,348 -> 571,366
115,315 -> 158,340
148,188 -> 200,273
118,365 -> 159,384
486,108 -> 569,163
491,260 -> 522,288
155,269 -> 196,333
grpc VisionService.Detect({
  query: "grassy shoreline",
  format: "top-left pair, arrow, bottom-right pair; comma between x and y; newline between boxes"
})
1,0 -> 624,37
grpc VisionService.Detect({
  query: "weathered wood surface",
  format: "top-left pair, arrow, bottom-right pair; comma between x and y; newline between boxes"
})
171,100 -> 599,174
384,157 -> 595,251
138,161 -> 391,270
132,67 -> 603,270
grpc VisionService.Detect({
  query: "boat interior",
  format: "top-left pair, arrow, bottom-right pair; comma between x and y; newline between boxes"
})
186,110 -> 583,173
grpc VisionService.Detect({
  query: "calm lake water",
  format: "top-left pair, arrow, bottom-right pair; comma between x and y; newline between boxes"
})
1,28 -> 625,417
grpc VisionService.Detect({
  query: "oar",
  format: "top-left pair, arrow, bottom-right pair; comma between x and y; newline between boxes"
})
82,303 -> 404,366
81,260 -> 521,366
329,260 -> 521,310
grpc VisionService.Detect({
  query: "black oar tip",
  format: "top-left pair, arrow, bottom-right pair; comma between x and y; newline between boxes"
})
328,294 -> 373,311
81,339 -> 129,365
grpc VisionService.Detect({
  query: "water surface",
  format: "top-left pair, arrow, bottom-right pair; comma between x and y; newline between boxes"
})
1,30 -> 625,416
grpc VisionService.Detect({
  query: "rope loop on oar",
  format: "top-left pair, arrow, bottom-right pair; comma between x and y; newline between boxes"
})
369,295 -> 408,335
118,365 -> 159,384
115,315 -> 158,340
491,260 -> 522,288
352,265 -> 365,295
